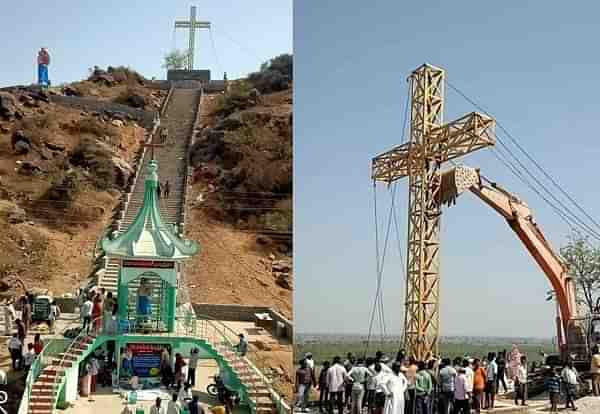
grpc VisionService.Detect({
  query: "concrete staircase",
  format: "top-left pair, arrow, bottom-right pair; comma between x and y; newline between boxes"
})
28,334 -> 97,414
98,88 -> 200,295
202,331 -> 278,414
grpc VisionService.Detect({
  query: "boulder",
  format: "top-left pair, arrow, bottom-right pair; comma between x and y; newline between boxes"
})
126,93 -> 147,108
63,86 -> 80,97
0,92 -> 17,119
111,156 -> 134,188
11,130 -> 31,150
14,140 -> 30,155
275,273 -> 292,290
44,141 -> 66,152
272,259 -> 292,273
8,206 -> 26,223
16,161 -> 42,176
216,113 -> 243,131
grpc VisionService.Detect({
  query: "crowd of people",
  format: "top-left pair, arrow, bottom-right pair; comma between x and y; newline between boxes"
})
295,345 -> 600,414
5,293 -> 60,372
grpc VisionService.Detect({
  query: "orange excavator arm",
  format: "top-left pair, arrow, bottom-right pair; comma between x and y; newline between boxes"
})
443,165 -> 578,348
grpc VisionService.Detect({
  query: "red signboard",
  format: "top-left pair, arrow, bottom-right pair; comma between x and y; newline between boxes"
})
122,260 -> 174,269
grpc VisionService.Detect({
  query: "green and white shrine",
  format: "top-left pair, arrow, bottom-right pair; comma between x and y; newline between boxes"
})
101,160 -> 200,333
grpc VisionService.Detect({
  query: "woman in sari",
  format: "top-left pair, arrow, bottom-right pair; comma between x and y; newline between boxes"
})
91,292 -> 103,334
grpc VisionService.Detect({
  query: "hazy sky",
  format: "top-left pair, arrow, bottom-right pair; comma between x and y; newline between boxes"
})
0,1 -> 291,87
295,1 -> 600,338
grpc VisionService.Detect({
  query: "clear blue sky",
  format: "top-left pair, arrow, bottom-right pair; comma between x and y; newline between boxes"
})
0,1 -> 291,87
295,1 -> 600,338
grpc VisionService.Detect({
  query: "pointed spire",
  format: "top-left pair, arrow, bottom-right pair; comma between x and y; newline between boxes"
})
101,161 -> 200,259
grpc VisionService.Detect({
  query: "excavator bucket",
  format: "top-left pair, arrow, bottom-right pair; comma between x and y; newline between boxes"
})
438,165 -> 479,206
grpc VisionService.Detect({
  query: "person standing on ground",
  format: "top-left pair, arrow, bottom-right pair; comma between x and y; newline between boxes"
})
496,351 -> 508,394
37,48 -> 50,87
295,359 -> 313,412
405,356 -> 418,414
91,292 -> 103,334
23,343 -> 35,372
150,397 -> 164,414
21,295 -> 32,336
305,352 -> 315,370
438,358 -> 456,414
7,333 -> 22,370
415,361 -> 433,414
383,362 -> 407,414
157,181 -> 162,199
164,180 -> 170,199
514,356 -> 528,406
453,368 -> 470,414
348,357 -> 370,414
344,352 -> 355,409
471,358 -> 486,413
49,300 -> 60,334
485,352 -> 498,410
372,363 -> 389,414
544,367 -> 561,414
174,353 -> 186,390
102,293 -> 114,333
327,356 -> 348,414
167,393 -> 181,414
33,333 -> 43,355
188,395 -> 204,414
590,345 -> 600,396
318,361 -> 331,413
426,359 -> 438,414
188,347 -> 200,387
81,296 -> 93,333
561,361 -> 578,411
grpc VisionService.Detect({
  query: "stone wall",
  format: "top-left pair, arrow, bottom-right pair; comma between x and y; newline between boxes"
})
50,95 -> 157,128
168,69 -> 211,82
193,303 -> 293,339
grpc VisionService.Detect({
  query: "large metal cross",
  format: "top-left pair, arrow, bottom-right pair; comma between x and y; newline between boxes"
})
371,64 -> 496,359
174,5 -> 211,70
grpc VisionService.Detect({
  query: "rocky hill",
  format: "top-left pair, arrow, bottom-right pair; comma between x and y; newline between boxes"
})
0,83 -> 150,298
186,55 -> 293,319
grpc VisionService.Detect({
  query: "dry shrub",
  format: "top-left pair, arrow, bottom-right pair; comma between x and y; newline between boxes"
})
226,125 -> 292,193
16,113 -> 58,146
79,117 -> 119,139
70,135 -> 116,190
107,66 -> 145,84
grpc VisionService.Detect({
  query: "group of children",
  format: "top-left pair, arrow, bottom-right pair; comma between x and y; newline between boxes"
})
544,360 -> 581,412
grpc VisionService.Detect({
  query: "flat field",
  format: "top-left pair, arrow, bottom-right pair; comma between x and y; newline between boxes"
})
294,335 -> 555,365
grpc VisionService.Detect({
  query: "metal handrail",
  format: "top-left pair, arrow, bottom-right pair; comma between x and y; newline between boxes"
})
50,315 -> 103,410
18,338 -> 72,414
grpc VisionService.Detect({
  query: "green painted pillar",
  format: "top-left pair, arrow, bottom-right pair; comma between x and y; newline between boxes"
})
117,271 -> 129,324
166,285 -> 177,332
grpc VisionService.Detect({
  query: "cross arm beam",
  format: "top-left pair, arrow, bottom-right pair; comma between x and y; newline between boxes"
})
371,112 -> 495,183
175,21 -> 211,28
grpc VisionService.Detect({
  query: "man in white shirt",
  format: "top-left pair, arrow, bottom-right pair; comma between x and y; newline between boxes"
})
462,359 -> 474,394
304,352 -> 315,370
514,356 -> 528,406
166,393 -> 181,414
561,361 -> 578,411
7,334 -> 22,370
327,356 -> 348,414
81,298 -> 93,333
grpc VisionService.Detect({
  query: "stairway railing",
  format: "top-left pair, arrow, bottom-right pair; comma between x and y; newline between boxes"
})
17,338 -> 72,414
177,311 -> 291,414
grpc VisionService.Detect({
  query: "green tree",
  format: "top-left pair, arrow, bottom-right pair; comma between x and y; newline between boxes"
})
162,49 -> 188,70
560,232 -> 600,315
